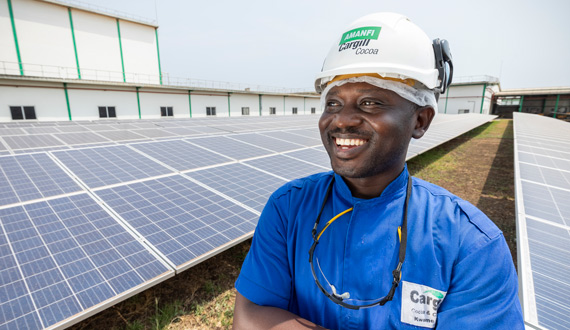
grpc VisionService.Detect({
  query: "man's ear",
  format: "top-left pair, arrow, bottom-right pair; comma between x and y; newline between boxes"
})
412,106 -> 435,139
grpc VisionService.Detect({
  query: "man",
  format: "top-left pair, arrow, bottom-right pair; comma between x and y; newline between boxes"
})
233,13 -> 523,329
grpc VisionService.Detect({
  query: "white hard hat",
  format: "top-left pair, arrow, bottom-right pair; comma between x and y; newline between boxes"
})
315,12 -> 450,93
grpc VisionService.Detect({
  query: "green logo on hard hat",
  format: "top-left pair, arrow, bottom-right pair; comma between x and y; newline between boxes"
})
424,290 -> 444,299
339,26 -> 381,45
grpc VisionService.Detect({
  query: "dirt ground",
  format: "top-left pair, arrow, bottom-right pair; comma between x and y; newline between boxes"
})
70,119 -> 516,330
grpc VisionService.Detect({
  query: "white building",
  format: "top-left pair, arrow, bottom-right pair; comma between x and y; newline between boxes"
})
0,0 -> 319,122
437,76 -> 500,115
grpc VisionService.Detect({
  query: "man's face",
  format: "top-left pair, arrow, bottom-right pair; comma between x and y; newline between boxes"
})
319,82 -> 419,179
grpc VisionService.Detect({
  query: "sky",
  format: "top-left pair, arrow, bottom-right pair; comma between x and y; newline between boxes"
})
74,0 -> 569,91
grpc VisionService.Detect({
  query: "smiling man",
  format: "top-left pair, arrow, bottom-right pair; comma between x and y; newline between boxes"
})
233,13 -> 523,329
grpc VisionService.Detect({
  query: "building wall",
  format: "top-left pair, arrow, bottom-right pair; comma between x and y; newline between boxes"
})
72,9 -> 124,82
120,20 -> 160,85
11,0 -> 78,78
438,83 -> 498,115
190,92 -> 229,118
67,85 -> 139,120
260,95 -> 285,116
1,0 -> 160,84
0,0 -> 20,75
0,83 -> 69,121
138,88 -> 189,119
230,93 -> 260,117
0,79 -> 319,121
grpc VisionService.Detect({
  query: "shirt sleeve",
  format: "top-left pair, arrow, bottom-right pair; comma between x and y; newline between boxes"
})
436,233 -> 524,329
235,192 -> 292,309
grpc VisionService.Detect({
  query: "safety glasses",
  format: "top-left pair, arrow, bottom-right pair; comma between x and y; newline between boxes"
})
308,175 -> 412,310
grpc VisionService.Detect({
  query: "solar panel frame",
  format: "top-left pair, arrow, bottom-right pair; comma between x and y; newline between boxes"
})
514,112 -> 570,330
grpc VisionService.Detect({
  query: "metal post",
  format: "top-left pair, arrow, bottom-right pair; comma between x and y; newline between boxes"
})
518,95 -> 524,112
63,83 -> 72,120
444,87 -> 449,114
227,92 -> 231,117
136,87 -> 141,119
553,94 -> 560,118
259,94 -> 262,116
188,90 -> 192,118
479,83 -> 487,114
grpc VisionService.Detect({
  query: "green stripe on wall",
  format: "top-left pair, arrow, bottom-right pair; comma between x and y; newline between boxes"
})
479,83 -> 487,114
155,28 -> 162,85
7,0 -> 23,75
63,83 -> 72,120
68,8 -> 81,79
116,19 -> 126,82
136,87 -> 141,119
188,90 -> 192,118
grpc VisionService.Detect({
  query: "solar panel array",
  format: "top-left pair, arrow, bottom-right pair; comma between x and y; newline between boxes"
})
0,114 -> 495,329
513,113 -> 570,330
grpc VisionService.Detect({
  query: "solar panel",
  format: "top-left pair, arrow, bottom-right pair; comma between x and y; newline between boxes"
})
228,133 -> 306,153
0,154 -> 82,206
95,175 -> 258,271
259,131 -> 322,147
3,135 -> 66,150
244,154 -> 329,181
186,163 -> 286,212
0,193 -> 173,329
53,132 -> 111,145
0,113 -> 498,329
283,147 -> 331,169
52,145 -> 172,188
185,136 -> 272,160
130,140 -> 233,171
514,112 -> 570,330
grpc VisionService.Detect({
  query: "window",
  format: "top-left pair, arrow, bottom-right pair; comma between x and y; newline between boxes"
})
269,107 -> 276,115
98,106 -> 116,118
241,107 -> 250,115
161,106 -> 173,117
10,106 -> 36,120
206,107 -> 216,116
292,107 -> 298,114
311,107 -> 316,114
458,109 -> 470,114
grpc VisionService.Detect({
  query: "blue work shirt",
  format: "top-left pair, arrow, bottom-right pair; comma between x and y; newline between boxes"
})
235,167 -> 523,329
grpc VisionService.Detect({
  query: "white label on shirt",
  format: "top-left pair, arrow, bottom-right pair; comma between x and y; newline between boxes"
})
401,281 -> 446,328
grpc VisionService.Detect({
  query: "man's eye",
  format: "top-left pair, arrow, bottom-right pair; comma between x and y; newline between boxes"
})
326,100 -> 341,108
361,100 -> 380,106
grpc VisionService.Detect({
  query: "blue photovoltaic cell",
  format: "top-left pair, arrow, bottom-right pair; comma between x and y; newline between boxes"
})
283,148 -> 331,169
185,136 -> 272,160
130,140 -> 233,171
0,194 -> 171,329
52,145 -> 172,188
526,218 -> 570,330
521,181 -> 570,226
186,163 -> 286,212
229,133 -> 305,152
96,175 -> 258,269
259,131 -> 322,147
244,154 -> 329,181
0,154 -> 82,206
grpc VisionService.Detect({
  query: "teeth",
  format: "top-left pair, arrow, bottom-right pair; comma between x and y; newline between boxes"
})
336,138 -> 365,146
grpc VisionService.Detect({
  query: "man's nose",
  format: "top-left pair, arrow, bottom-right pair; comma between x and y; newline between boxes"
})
332,103 -> 362,129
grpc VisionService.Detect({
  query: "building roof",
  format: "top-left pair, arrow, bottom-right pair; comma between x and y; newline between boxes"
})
495,87 -> 570,97
42,0 -> 158,27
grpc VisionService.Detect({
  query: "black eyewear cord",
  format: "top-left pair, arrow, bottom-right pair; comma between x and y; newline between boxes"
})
308,175 -> 412,310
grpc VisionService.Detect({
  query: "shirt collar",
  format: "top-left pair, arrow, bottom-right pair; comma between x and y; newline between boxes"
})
333,164 -> 409,205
